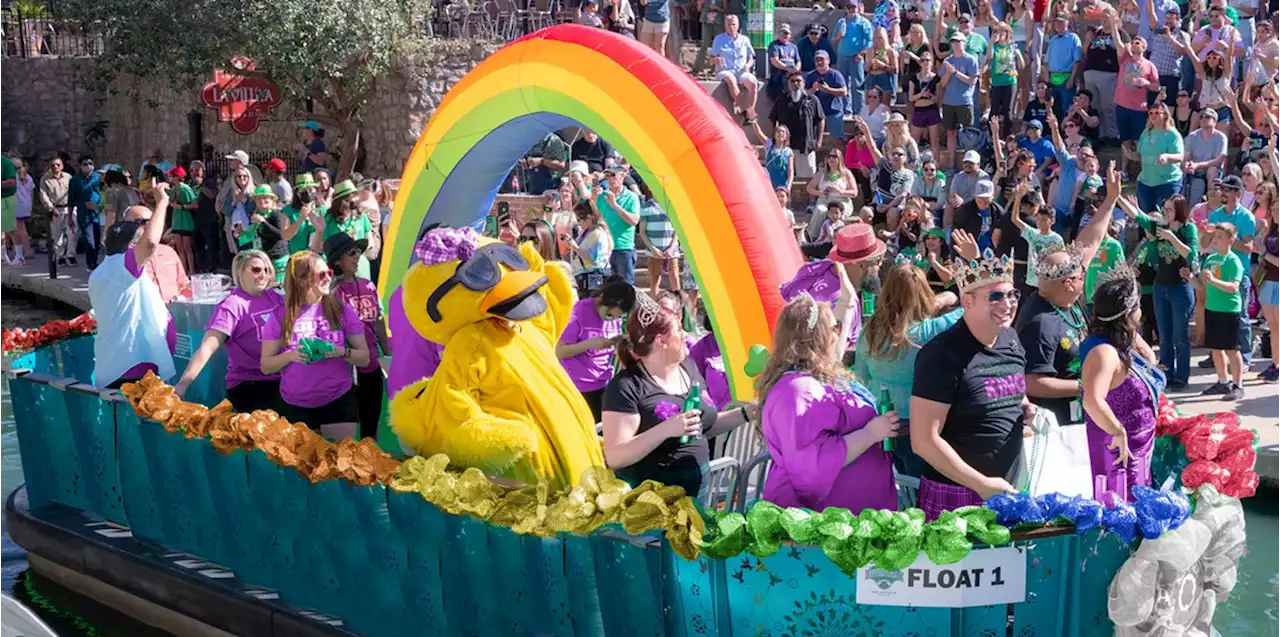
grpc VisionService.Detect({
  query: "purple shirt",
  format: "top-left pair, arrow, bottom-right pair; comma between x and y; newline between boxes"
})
333,277 -> 382,374
386,287 -> 444,398
688,333 -> 721,381
559,298 -> 622,392
205,288 -> 284,387
120,246 -> 177,381
262,302 -> 363,408
761,372 -> 896,512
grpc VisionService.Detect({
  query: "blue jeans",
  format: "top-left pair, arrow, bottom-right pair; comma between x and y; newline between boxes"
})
1179,57 -> 1196,93
1239,272 -> 1253,366
1137,180 -> 1181,216
839,54 -> 865,116
1049,82 -> 1074,119
1158,75 -> 1181,106
1154,282 -> 1194,384
868,72 -> 898,104
78,219 -> 101,268
1116,106 -> 1148,142
610,248 -> 636,285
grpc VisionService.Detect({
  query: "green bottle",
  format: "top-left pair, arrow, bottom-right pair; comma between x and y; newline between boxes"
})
680,384 -> 702,444
862,291 -> 876,319
878,384 -> 895,452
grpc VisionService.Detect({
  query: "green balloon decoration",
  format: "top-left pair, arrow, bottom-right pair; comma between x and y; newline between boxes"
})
743,344 -> 770,377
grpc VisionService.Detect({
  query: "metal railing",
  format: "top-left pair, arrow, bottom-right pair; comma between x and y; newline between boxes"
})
1,3 -> 107,58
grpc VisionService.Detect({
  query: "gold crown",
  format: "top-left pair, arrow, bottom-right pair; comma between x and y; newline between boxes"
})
953,249 -> 1015,292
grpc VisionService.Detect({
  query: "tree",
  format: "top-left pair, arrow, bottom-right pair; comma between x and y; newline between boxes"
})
61,0 -> 431,179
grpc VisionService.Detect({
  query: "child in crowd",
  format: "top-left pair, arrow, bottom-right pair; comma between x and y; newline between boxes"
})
1084,221 -> 1126,313
814,200 -> 848,244
327,234 -> 390,439
1008,185 -> 1065,292
1198,223 -> 1247,401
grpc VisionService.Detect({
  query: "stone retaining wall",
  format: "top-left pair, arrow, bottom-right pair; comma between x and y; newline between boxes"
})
0,40 -> 499,178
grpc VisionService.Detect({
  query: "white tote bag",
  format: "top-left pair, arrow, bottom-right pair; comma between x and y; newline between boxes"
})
1015,407 -> 1094,498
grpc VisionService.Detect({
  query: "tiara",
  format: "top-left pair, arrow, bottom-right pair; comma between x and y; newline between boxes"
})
1096,260 -> 1138,289
953,249 -> 1015,292
1035,242 -> 1083,282
634,291 -> 662,328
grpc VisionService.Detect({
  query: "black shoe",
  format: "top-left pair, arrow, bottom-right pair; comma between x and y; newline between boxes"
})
1260,365 -> 1279,382
66,257 -> 78,267
1198,357 -> 1216,368
1223,383 -> 1244,401
1200,381 -> 1232,395
1167,379 -> 1188,391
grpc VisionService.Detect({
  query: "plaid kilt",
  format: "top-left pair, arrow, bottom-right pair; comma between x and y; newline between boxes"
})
918,476 -> 986,521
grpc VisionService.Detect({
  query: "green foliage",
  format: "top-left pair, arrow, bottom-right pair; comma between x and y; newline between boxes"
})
10,0 -> 51,19
59,0 -> 430,127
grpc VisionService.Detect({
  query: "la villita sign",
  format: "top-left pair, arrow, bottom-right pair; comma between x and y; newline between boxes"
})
200,57 -> 281,135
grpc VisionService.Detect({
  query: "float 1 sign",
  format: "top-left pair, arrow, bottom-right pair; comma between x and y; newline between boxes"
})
855,546 -> 1027,608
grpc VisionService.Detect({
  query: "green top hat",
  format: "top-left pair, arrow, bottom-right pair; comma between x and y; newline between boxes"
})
331,179 -> 359,200
251,184 -> 278,200
294,173 -> 319,189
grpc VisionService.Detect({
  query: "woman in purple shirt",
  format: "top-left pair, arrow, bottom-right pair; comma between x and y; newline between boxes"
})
556,277 -> 635,421
328,233 -> 390,440
261,252 -> 370,439
174,250 -> 284,412
758,294 -> 900,513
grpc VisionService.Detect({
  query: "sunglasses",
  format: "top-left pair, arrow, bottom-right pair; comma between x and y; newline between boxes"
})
892,152 -> 906,157
315,270 -> 333,281
807,31 -> 820,36
518,235 -> 539,243
986,288 -> 1022,304
426,243 -> 531,322
247,265 -> 268,275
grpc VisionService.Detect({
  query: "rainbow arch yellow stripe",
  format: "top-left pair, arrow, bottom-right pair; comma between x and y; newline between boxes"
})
380,25 -> 803,399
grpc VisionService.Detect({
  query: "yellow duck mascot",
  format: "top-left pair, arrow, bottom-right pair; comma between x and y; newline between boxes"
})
390,226 -> 605,489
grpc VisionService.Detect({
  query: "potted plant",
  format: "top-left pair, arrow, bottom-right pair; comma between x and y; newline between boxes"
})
11,0 -> 52,56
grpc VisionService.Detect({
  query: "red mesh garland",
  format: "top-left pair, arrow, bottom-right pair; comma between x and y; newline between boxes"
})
0,314 -> 97,354
1157,397 -> 1260,499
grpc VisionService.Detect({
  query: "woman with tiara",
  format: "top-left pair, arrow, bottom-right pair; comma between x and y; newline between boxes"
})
1078,265 -> 1165,502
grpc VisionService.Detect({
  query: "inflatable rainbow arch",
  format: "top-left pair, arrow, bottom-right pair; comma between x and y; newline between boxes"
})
379,24 -> 804,399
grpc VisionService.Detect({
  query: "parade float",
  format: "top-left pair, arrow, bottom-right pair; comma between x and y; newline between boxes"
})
3,24 -> 1257,637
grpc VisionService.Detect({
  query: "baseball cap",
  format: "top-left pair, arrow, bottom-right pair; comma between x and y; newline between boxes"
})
264,157 -> 287,172
779,23 -> 792,34
299,120 -> 322,131
1200,107 -> 1219,119
975,180 -> 996,199
225,150 -> 250,164
962,150 -> 981,164
950,32 -> 966,42
958,12 -> 973,22
1216,175 -> 1244,191
1028,119 -> 1044,130
166,166 -> 187,179
815,50 -> 830,60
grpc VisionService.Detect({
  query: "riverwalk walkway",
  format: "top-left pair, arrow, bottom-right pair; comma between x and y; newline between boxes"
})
3,257 -> 1277,486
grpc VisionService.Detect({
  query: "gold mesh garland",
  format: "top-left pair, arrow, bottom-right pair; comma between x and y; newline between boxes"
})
119,372 -> 704,559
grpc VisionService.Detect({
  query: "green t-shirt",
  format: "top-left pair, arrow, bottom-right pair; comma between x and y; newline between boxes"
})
281,204 -> 322,255
1138,128 -> 1184,187
172,182 -> 198,207
597,188 -> 640,251
1202,251 -> 1244,313
1,156 -> 15,198
989,43 -> 1019,87
1085,236 -> 1124,303
941,28 -> 989,59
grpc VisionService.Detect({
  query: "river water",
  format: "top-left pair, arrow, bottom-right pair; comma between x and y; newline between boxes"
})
0,297 -> 1276,635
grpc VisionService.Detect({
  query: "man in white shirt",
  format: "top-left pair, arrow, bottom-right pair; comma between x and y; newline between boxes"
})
710,15 -> 760,120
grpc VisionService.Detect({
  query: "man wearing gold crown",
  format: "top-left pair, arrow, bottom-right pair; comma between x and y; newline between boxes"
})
907,228 -> 1041,521
1015,162 -> 1124,430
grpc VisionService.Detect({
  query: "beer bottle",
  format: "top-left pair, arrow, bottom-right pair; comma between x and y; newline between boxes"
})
680,384 -> 702,444
878,384 -> 895,452
862,291 -> 876,319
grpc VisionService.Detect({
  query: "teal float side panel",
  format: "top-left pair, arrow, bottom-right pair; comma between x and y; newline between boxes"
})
247,453 -> 303,603
663,550 -> 715,637
61,387 -> 125,524
563,534 -> 605,636
1064,531 -> 1134,636
310,480 -> 374,634
592,532 -> 666,637
348,484 -> 413,637
59,337 -> 96,384
386,490 -> 450,636
113,400 -> 165,543
202,447 -> 258,579
12,379 -> 88,512
7,377 -> 59,510
135,417 -> 198,553
169,436 -> 223,564
719,545 -> 953,637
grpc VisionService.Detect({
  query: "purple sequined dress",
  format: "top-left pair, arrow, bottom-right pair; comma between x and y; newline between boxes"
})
1085,374 -> 1157,502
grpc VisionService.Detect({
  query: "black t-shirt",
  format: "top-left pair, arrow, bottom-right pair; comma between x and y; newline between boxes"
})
571,138 -> 614,173
910,73 -> 941,105
912,321 -> 1027,485
1082,33 -> 1119,73
1015,292 -> 1085,427
194,177 -> 218,224
1023,99 -> 1049,126
301,138 -> 327,173
602,359 -> 716,492
953,200 -> 1006,252
1067,106 -> 1101,141
256,210 -> 291,259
